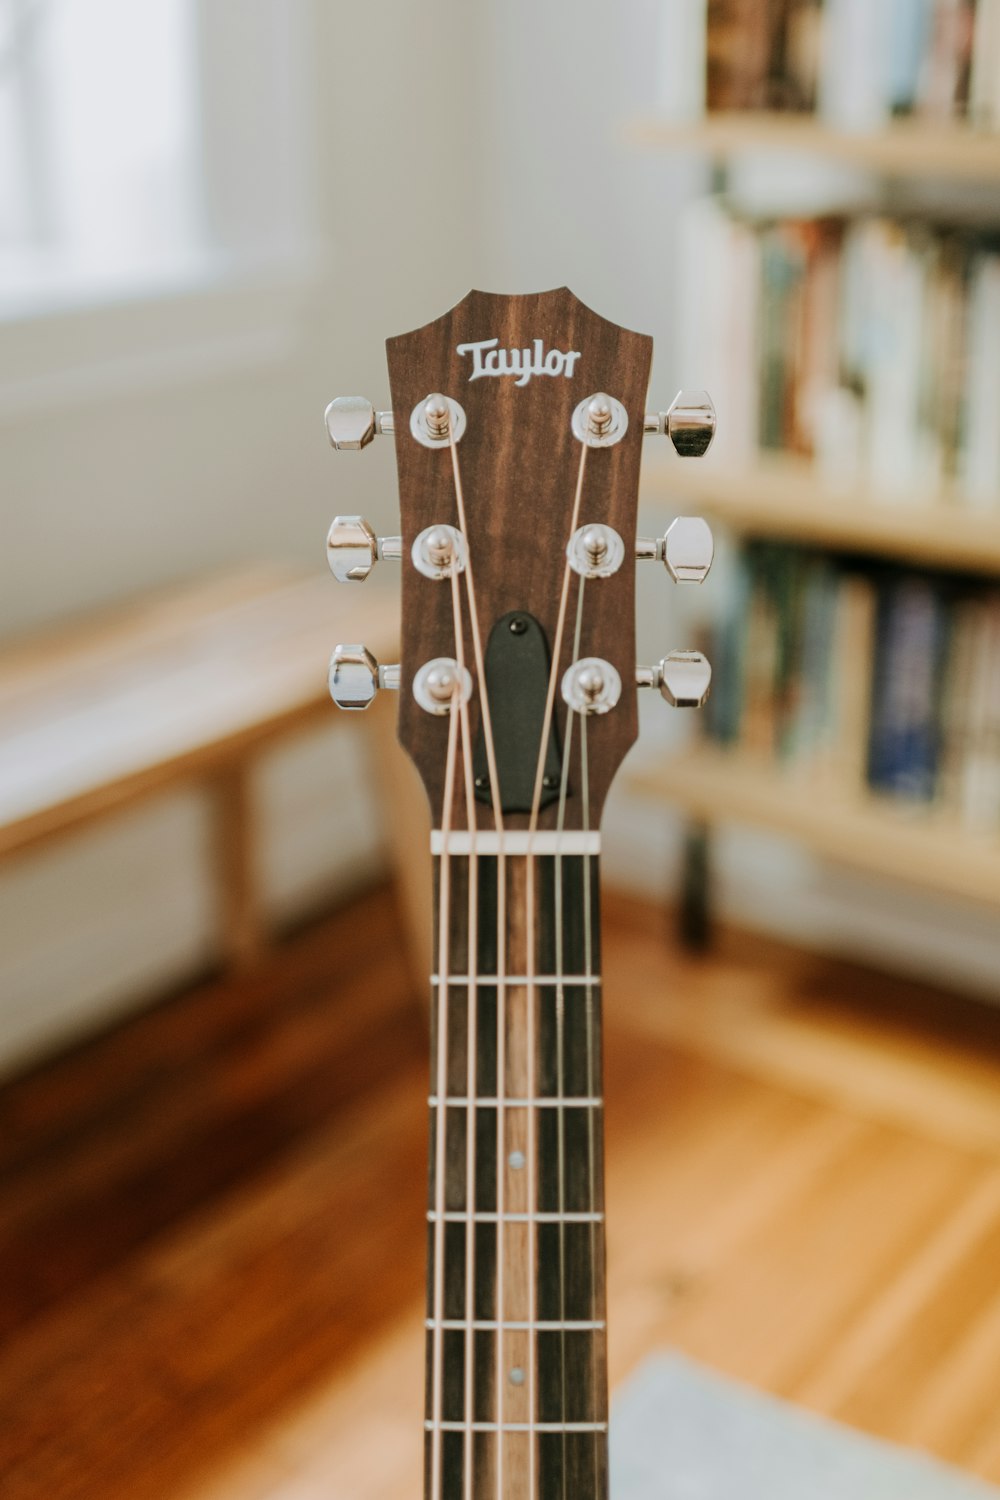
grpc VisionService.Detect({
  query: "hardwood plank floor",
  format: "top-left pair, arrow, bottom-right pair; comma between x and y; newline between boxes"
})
1,885 -> 998,1499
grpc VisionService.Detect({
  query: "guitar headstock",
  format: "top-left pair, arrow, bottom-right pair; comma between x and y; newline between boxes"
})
325,287 -> 715,833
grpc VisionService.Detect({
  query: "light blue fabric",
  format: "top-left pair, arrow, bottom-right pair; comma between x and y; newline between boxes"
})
610,1353 -> 999,1500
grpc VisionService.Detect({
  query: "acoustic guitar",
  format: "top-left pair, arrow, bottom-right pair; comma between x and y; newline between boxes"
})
324,287 -> 715,1500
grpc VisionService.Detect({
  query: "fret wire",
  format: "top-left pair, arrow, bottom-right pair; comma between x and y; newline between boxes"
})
428,1096 -> 603,1108
426,1319 -> 606,1331
428,1211 -> 604,1223
429,973 -> 601,986
426,1421 -> 608,1434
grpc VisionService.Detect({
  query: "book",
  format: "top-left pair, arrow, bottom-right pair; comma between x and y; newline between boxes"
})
689,203 -> 1000,509
960,253 -> 1000,508
706,0 -> 990,123
706,0 -> 774,109
708,544 -> 1000,832
867,575 -> 947,802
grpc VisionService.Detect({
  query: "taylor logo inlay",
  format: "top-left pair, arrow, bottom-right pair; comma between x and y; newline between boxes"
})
456,336 -> 581,386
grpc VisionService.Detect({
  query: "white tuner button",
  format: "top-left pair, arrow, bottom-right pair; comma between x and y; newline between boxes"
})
664,516 -> 714,584
326,516 -> 402,583
635,517 -> 714,584
324,396 -> 393,450
635,651 -> 712,708
642,391 -> 717,457
328,645 -> 400,710
666,390 -> 716,457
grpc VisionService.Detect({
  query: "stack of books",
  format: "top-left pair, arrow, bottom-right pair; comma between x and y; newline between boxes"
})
708,542 -> 1000,829
684,201 -> 1000,508
706,0 -> 993,127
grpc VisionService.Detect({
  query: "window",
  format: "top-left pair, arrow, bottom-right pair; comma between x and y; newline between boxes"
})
1,0 -> 203,312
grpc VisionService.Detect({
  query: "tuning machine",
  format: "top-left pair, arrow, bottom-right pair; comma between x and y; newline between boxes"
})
636,516 -> 714,585
325,397 -> 394,450
644,390 -> 716,458
326,516 -> 403,583
328,645 -> 400,710
637,651 -> 712,708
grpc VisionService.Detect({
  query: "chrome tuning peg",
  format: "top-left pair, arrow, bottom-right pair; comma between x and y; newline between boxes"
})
326,516 -> 403,583
328,645 -> 400,710
635,516 -> 714,584
643,390 -> 716,457
324,396 -> 394,451
636,651 -> 712,708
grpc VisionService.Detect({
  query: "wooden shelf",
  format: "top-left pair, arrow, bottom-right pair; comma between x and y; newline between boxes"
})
628,112 -> 1000,181
631,747 -> 1000,910
643,452 -> 1000,575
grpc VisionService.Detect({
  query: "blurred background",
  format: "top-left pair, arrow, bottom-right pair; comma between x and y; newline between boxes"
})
3,2 -> 1000,1498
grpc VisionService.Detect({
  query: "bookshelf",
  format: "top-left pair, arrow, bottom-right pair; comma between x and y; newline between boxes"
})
631,748 -> 1000,912
626,27 -> 1000,933
628,112 -> 1000,181
643,452 -> 1000,575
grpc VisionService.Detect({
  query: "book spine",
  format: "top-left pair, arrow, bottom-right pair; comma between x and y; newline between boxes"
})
709,544 -> 1000,834
708,0 -> 985,121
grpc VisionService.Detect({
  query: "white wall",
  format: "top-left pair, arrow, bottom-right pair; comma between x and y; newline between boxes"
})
0,0 -> 482,1069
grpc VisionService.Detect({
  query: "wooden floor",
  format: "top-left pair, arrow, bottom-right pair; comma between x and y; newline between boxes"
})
2,885 -> 1000,1499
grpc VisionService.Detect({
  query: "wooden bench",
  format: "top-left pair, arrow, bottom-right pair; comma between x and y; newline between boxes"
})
0,566 -> 430,984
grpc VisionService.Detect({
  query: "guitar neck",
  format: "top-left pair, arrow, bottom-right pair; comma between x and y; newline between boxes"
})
328,286 -> 715,1500
425,843 -> 609,1500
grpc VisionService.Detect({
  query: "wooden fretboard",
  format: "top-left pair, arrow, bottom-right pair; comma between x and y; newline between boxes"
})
424,849 -> 607,1500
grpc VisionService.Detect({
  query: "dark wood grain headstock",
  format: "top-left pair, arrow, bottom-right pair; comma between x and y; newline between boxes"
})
386,287 -> 652,832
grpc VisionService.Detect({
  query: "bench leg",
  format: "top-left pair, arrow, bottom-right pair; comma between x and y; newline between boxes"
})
210,764 -> 265,970
365,695 -> 432,993
678,816 -> 713,951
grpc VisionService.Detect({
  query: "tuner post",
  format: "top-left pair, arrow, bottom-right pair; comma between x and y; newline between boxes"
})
561,657 -> 623,716
410,393 -> 467,449
413,658 -> 474,716
567,523 -> 625,579
571,391 -> 628,448
412,524 -> 468,581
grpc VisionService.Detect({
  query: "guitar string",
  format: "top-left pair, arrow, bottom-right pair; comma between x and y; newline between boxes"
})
449,563 -> 479,1500
527,442 -> 589,838
431,688 -> 462,1500
580,709 -> 600,1495
444,424 -> 506,1500
555,574 -> 587,1494
525,439 -> 589,1500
